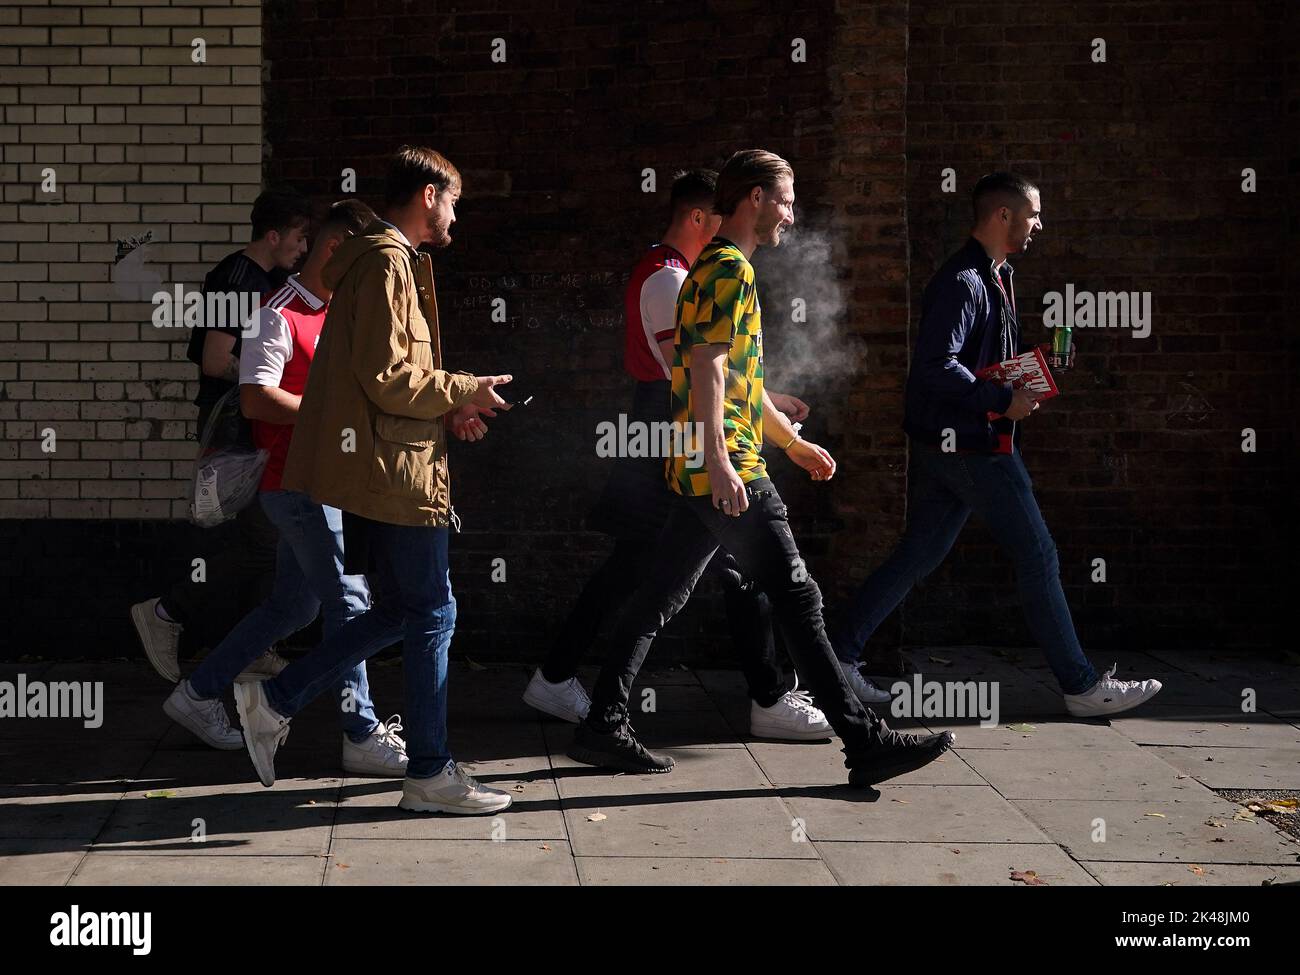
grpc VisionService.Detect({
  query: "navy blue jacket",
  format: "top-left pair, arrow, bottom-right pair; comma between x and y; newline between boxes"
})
903,237 -> 1020,452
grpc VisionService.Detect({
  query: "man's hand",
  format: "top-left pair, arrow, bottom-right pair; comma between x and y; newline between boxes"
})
448,403 -> 498,442
787,439 -> 836,481
1004,387 -> 1041,421
768,391 -> 810,423
470,374 -> 513,411
711,464 -> 749,517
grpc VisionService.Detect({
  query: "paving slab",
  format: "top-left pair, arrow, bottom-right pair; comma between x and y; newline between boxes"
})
1109,707 -> 1300,748
0,839 -> 88,885
0,785 -> 124,840
93,778 -> 338,856
785,784 -> 1050,844
922,718 -> 1139,750
0,738 -> 157,785
959,747 -> 1199,800
576,855 -> 837,885
70,852 -> 326,885
746,739 -> 984,786
555,745 -> 817,859
818,840 -> 1098,886
1011,796 -> 1300,864
325,838 -> 579,885
0,662 -> 175,741
333,756 -> 567,841
1081,860 -> 1300,886
1145,746 -> 1300,790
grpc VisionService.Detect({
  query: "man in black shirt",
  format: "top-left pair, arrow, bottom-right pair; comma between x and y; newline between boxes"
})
132,190 -> 313,686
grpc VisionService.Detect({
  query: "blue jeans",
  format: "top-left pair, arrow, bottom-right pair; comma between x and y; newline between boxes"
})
263,522 -> 455,778
828,442 -> 1099,696
188,490 -> 386,743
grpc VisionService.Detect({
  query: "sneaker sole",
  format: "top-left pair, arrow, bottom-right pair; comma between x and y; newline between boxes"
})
398,794 -> 513,815
566,743 -> 674,774
521,688 -> 587,724
849,733 -> 955,787
749,723 -> 833,742
1065,683 -> 1163,718
341,759 -> 408,777
162,695 -> 245,751
232,681 -> 278,788
132,602 -> 180,684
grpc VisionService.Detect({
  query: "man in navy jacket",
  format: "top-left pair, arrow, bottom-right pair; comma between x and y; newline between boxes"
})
830,173 -> 1163,719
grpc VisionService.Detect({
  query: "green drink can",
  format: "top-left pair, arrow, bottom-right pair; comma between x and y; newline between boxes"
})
1049,325 -> 1073,371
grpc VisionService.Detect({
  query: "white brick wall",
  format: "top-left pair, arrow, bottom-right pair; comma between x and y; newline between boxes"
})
0,0 -> 263,519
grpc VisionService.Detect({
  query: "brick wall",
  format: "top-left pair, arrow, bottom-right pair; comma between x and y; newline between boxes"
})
901,0 -> 1295,651
1,0 -> 1292,660
0,0 -> 262,523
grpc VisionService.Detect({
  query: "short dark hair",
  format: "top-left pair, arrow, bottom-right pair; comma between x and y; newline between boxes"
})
714,149 -> 793,217
320,198 -> 376,237
384,145 -> 462,210
972,172 -> 1039,223
250,189 -> 313,240
670,169 -> 717,214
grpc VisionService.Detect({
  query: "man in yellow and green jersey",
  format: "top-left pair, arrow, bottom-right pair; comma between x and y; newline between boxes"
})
570,149 -> 955,787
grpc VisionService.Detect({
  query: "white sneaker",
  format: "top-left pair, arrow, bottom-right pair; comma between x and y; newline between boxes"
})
398,760 -> 513,815
839,660 -> 893,705
233,679 -> 291,787
236,648 -> 291,682
342,715 -> 409,776
1064,664 -> 1163,717
132,598 -> 181,684
750,685 -> 832,741
522,668 -> 591,723
162,680 -> 244,751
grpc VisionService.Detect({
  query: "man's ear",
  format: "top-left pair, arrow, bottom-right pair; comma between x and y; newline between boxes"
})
265,229 -> 281,249
324,234 -> 343,258
750,185 -> 764,208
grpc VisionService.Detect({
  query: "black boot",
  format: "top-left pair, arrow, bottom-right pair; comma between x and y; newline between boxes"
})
568,719 -> 676,774
847,716 -> 954,787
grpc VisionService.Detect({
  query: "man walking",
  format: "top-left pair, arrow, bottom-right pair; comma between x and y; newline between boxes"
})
828,172 -> 1163,718
233,147 -> 518,814
568,150 -> 954,787
523,169 -> 837,741
161,199 -> 407,777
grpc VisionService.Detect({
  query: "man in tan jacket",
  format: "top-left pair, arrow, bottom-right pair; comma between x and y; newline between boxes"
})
233,146 -> 516,815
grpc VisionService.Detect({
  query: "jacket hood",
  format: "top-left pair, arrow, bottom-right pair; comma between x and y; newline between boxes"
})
322,220 -> 413,291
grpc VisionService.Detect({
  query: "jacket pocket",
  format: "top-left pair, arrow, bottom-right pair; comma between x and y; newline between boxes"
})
407,307 -> 434,371
369,412 -> 437,499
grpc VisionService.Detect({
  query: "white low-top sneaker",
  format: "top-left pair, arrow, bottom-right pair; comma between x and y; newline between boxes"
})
342,715 -> 409,776
398,760 -> 513,815
750,686 -> 832,741
132,597 -> 181,684
233,680 -> 291,787
163,680 -> 244,750
839,660 -> 893,705
522,668 -> 591,723
235,649 -> 291,682
1064,664 -> 1163,717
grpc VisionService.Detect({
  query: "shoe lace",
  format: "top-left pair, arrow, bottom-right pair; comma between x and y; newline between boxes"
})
873,718 -> 927,749
377,714 -> 406,752
200,697 -> 234,736
1098,664 -> 1139,691
782,688 -> 821,718
451,762 -> 482,789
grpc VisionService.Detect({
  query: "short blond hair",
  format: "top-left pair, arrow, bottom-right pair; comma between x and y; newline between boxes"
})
714,149 -> 793,216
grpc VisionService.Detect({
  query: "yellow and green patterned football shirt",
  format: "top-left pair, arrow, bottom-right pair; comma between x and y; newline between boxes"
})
666,237 -> 765,496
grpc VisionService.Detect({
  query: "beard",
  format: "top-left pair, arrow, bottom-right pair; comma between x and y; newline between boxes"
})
427,216 -> 453,248
760,222 -> 786,247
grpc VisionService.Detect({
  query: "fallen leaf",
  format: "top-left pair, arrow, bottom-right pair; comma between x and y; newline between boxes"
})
465,658 -> 487,671
929,655 -> 954,666
335,863 -> 350,869
1175,774 -> 1189,780
892,798 -> 910,804
1144,812 -> 1166,819
144,790 -> 176,798
1190,865 -> 1205,876
587,812 -> 607,822
1010,869 -> 1047,886
539,843 -> 551,851
1205,819 -> 1227,829
513,785 -> 525,793
1007,723 -> 1036,733
1233,809 -> 1256,821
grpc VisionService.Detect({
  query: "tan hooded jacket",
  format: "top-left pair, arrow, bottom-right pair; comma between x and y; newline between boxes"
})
281,221 -> 479,527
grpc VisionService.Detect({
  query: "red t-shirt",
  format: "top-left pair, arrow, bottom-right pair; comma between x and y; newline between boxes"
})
623,243 -> 690,382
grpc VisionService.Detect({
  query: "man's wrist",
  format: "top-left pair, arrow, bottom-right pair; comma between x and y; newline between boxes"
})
778,431 -> 800,451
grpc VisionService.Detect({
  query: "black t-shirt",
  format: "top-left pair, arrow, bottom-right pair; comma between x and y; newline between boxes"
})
186,251 -> 286,409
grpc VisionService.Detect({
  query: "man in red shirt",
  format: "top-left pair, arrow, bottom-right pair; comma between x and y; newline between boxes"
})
522,170 -> 842,740
161,200 -> 408,777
